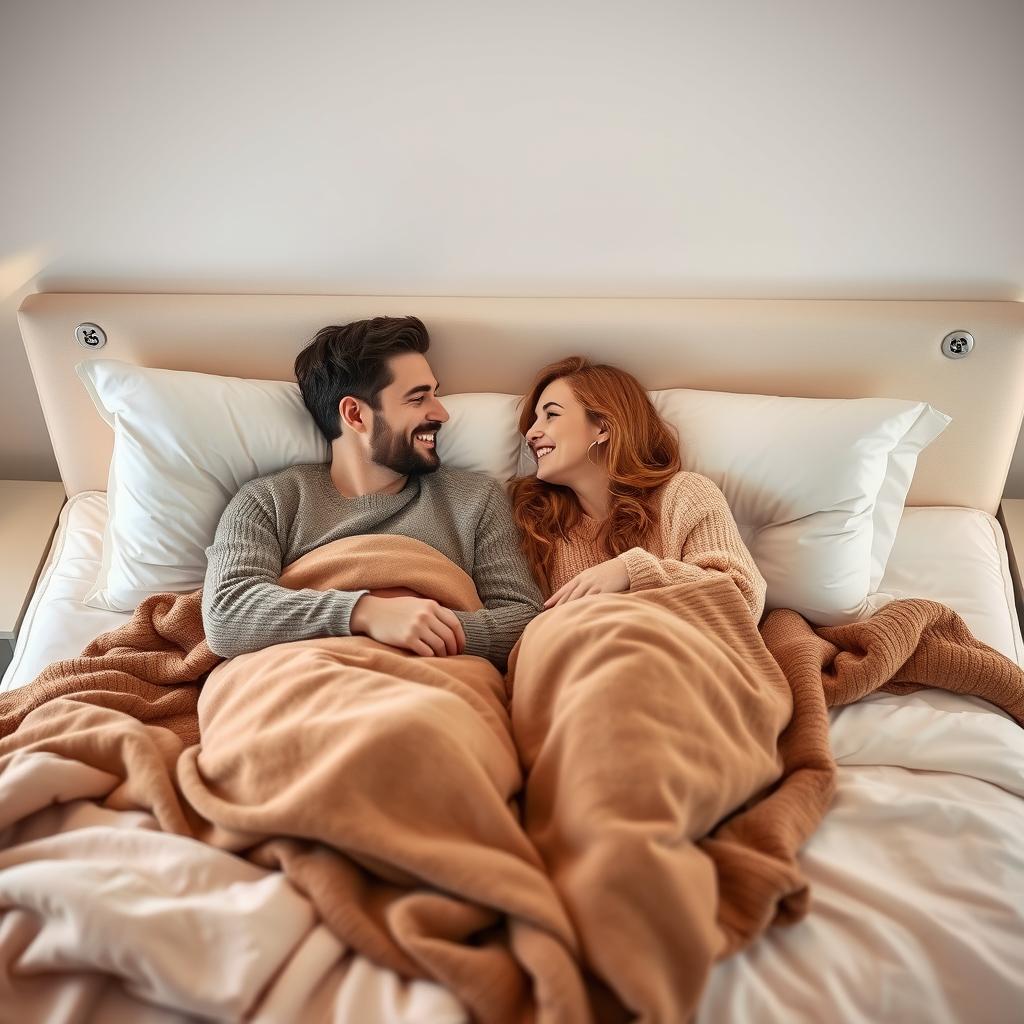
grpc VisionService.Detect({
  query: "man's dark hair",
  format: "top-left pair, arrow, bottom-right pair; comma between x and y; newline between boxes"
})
294,316 -> 430,440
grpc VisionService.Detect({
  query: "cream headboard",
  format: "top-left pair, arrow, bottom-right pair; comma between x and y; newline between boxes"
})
16,293 -> 1024,514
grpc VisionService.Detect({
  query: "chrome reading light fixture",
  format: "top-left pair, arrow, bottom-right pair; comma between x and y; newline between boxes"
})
942,330 -> 974,359
75,323 -> 107,349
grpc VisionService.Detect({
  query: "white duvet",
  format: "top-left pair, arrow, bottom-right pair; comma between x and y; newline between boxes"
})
3,497 -> 1023,1022
697,689 -> 1024,1024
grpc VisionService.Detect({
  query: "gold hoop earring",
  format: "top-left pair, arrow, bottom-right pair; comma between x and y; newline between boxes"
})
586,439 -> 604,465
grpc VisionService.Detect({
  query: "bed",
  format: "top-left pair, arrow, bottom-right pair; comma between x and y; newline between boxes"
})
4,492 -> 1024,1022
4,294 -> 1024,1022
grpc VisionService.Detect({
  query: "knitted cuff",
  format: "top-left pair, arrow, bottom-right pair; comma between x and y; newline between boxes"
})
619,547 -> 667,590
454,610 -> 491,664
618,548 -> 705,592
336,589 -> 372,636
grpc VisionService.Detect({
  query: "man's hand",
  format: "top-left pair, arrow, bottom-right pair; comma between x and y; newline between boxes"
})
544,557 -> 630,609
349,595 -> 466,657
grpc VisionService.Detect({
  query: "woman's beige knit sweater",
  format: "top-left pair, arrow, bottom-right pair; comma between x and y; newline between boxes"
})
548,471 -> 767,621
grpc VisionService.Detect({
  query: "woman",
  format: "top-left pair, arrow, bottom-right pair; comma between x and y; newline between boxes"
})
511,355 -> 766,621
507,358 -> 780,1020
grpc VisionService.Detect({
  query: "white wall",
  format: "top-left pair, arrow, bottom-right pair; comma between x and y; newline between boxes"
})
2,1 -> 1023,489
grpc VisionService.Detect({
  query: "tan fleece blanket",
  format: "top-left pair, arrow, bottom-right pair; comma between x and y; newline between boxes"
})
2,536 -> 1023,1024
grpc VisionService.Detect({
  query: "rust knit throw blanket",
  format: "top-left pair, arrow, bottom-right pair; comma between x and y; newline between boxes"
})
1,535 -> 1023,1023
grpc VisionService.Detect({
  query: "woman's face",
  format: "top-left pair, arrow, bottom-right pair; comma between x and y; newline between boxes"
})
525,377 -> 606,485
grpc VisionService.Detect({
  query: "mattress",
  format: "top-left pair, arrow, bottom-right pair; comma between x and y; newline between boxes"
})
3,493 -> 1024,1023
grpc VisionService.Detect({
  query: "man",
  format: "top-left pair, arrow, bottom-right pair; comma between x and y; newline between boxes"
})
202,315 -> 543,670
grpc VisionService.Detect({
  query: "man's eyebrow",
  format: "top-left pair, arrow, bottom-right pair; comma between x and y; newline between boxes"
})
403,382 -> 440,399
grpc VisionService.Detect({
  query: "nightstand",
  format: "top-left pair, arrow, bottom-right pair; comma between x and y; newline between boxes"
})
998,499 -> 1024,625
1,481 -> 67,669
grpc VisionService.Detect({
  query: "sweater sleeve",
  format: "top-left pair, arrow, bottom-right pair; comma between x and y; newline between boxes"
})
201,483 -> 369,659
452,481 -> 544,671
617,475 -> 767,621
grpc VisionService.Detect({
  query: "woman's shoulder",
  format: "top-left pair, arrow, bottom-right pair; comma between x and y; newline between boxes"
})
659,470 -> 726,502
653,471 -> 731,522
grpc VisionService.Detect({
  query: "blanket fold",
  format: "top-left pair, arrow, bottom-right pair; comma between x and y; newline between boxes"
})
1,534 -> 1022,1024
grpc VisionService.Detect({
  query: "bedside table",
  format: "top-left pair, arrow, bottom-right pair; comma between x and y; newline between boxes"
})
1,481 -> 67,670
998,499 -> 1024,625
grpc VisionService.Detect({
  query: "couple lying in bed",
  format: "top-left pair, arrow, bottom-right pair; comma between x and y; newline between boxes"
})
5,316 -> 1024,1023
201,314 -> 765,666
191,314 -> 775,1020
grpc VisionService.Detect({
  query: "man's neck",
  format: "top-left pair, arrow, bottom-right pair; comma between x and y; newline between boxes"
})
329,446 -> 409,498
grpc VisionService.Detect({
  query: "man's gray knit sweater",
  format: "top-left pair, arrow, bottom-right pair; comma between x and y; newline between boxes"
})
201,462 -> 543,670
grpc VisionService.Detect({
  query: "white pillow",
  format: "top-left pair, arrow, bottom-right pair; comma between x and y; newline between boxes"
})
77,360 -> 522,612
649,389 -> 950,623
433,391 -> 525,481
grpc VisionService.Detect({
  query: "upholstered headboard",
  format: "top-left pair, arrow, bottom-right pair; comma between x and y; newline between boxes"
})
16,293 -> 1024,514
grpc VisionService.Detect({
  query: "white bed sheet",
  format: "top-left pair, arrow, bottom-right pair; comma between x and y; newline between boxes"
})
698,506 -> 1024,1024
3,494 -> 1024,1023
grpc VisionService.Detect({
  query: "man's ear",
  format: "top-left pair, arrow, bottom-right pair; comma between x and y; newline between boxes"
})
339,396 -> 368,434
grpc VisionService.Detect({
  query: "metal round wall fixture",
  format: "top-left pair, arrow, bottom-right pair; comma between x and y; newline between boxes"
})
941,330 -> 973,359
75,323 -> 107,349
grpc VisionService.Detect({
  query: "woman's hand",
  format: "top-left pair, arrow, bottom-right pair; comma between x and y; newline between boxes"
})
544,557 -> 630,609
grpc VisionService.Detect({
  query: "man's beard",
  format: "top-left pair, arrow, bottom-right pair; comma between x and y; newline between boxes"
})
370,415 -> 442,477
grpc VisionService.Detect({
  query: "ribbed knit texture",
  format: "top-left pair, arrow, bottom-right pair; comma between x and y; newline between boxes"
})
549,471 -> 767,621
201,462 -> 543,669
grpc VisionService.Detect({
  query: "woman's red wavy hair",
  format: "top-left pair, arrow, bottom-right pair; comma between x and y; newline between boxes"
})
510,356 -> 681,593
